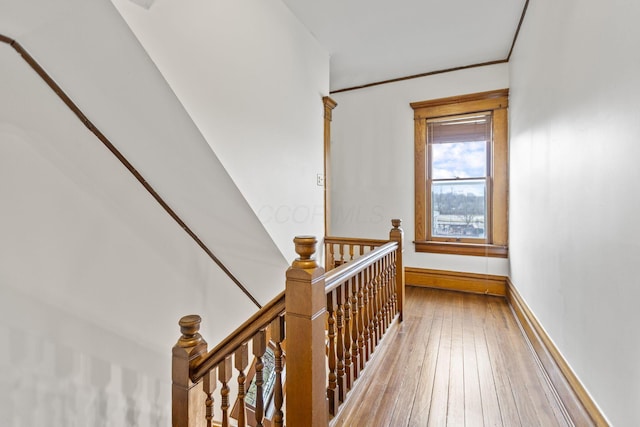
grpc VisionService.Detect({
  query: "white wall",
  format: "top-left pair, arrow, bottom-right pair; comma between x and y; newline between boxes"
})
0,41 -> 252,427
509,0 -> 640,425
330,63 -> 510,276
110,0 -> 330,263
0,0 -> 328,425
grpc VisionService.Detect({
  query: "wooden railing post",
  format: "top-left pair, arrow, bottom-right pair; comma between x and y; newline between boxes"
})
286,236 -> 328,426
173,315 -> 208,427
389,219 -> 405,322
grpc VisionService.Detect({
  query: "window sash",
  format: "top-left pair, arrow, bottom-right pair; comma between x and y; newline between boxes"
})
426,113 -> 492,243
411,89 -> 509,258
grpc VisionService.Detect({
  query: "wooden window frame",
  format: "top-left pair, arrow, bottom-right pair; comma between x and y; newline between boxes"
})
411,89 -> 509,258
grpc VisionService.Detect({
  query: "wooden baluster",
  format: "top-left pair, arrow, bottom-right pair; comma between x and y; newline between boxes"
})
379,257 -> 388,332
358,244 -> 364,257
252,330 -> 267,427
390,219 -> 405,322
383,254 -> 392,329
271,315 -> 285,427
327,291 -> 338,415
362,266 -> 372,362
390,251 -> 398,317
204,370 -> 216,427
172,315 -> 208,427
328,243 -> 336,271
324,241 -> 329,270
379,259 -> 387,339
371,263 -> 380,348
285,236 -> 327,426
390,253 -> 396,315
350,275 -> 361,380
339,243 -> 345,266
376,260 -> 385,341
357,270 -> 366,372
349,244 -> 355,261
343,281 -> 353,391
376,259 -> 385,342
336,285 -> 345,402
235,344 -> 249,427
218,356 -> 232,427
389,251 -> 398,317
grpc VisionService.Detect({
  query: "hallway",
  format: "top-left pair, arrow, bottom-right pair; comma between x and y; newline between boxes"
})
331,286 -> 575,426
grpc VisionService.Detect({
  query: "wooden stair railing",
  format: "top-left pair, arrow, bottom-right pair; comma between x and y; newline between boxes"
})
172,219 -> 404,427
324,236 -> 390,270
172,292 -> 286,427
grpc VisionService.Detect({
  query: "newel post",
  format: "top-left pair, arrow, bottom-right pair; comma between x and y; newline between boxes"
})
286,236 -> 328,426
389,219 -> 405,322
172,315 -> 208,427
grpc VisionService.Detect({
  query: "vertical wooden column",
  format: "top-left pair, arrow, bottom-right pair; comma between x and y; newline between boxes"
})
235,344 -> 249,427
492,106 -> 509,248
271,316 -> 285,427
219,357 -> 233,427
203,371 -> 216,427
285,236 -> 328,426
389,219 -> 405,322
172,315 -> 208,427
252,330 -> 267,427
323,96 -> 337,236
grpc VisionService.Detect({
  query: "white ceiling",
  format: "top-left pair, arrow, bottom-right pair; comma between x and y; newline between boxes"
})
281,0 -> 527,92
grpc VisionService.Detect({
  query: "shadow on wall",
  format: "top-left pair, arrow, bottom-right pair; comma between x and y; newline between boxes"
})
0,288 -> 170,427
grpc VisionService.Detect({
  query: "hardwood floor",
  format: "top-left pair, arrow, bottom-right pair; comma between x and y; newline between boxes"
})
330,286 -> 573,427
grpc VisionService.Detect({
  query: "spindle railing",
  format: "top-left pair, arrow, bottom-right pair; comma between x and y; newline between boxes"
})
172,219 -> 404,427
324,236 -> 390,270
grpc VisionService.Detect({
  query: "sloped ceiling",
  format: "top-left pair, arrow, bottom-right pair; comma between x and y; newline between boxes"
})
281,0 -> 527,91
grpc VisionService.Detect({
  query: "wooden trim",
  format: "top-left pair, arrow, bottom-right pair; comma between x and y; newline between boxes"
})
414,117 -> 427,240
330,59 -> 508,94
0,34 -> 13,44
405,267 -> 506,296
0,34 -> 262,309
507,0 -> 531,60
412,90 -> 509,257
323,96 -> 337,236
507,279 -> 610,427
414,241 -> 508,258
491,107 -> 509,247
412,94 -> 508,120
324,236 -> 389,247
410,89 -> 509,112
323,96 -> 338,120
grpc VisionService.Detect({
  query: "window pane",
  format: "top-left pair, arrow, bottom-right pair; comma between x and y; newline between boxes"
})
431,141 -> 486,179
431,179 -> 486,239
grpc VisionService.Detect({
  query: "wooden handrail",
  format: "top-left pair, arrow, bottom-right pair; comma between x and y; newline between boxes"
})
324,236 -> 390,246
289,221 -> 404,422
191,291 -> 285,382
0,33 -> 261,308
324,241 -> 397,294
324,235 -> 391,270
172,219 -> 404,427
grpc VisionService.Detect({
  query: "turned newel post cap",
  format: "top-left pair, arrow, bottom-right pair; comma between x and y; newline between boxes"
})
177,314 -> 203,348
390,219 -> 404,246
292,235 -> 318,269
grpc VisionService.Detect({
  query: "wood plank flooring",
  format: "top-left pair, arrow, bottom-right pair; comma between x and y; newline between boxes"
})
330,286 -> 572,427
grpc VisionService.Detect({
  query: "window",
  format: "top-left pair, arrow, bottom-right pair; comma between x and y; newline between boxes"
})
411,89 -> 508,257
